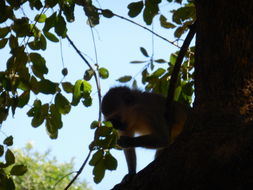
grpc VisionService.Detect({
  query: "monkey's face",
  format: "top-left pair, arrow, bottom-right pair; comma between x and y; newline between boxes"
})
102,87 -> 135,131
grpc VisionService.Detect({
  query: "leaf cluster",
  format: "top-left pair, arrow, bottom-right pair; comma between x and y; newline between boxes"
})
0,136 -> 27,190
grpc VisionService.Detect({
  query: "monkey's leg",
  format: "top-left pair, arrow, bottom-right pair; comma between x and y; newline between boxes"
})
118,135 -> 169,149
124,148 -> 136,174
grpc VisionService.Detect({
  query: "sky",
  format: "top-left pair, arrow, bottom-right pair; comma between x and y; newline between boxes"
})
0,1 -> 180,189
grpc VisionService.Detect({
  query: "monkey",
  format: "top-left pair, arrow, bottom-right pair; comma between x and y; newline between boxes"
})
101,86 -> 188,178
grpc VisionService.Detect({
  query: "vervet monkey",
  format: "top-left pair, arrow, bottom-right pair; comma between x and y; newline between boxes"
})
101,86 -> 188,176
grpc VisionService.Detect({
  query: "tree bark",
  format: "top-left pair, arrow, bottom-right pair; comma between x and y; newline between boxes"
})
111,1 -> 253,189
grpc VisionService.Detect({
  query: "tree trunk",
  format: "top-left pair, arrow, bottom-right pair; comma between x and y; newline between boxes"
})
112,1 -> 253,189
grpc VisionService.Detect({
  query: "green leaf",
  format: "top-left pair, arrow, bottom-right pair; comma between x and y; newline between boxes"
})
82,96 -> 92,107
117,76 -> 132,83
62,82 -> 73,93
10,164 -> 27,176
89,150 -> 104,166
0,145 -> 4,156
5,149 -> 15,166
127,1 -> 144,17
104,152 -> 117,170
140,47 -> 149,57
172,5 -> 196,25
31,103 -> 49,127
154,59 -> 167,63
0,38 -> 8,49
152,68 -> 166,77
30,53 -> 48,79
72,80 -> 82,106
90,120 -> 100,129
93,159 -> 105,184
101,9 -> 114,18
34,13 -> 47,23
45,0 -> 57,8
0,26 -> 10,38
170,53 -> 177,65
43,12 -> 57,32
98,67 -> 109,79
143,0 -> 161,25
17,91 -> 30,108
130,60 -> 146,64
3,136 -> 13,146
160,15 -> 176,29
39,79 -> 58,94
44,31 -> 59,42
55,14 -> 67,37
9,35 -> 18,49
174,86 -> 182,101
55,93 -> 71,114
103,121 -> 113,128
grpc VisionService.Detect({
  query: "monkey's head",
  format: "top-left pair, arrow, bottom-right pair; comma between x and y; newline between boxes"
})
101,86 -> 136,130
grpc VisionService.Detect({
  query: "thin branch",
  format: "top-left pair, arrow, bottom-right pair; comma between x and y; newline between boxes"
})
88,19 -> 102,121
64,150 -> 92,190
108,11 -> 181,48
166,21 -> 196,116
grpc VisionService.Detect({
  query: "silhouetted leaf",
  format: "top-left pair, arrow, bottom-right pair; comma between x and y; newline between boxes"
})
117,76 -> 132,83
3,136 -> 13,146
55,93 -> 71,114
128,1 -> 144,17
10,164 -> 27,176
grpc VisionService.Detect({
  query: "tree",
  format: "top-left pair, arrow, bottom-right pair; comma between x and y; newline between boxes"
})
13,143 -> 92,190
111,0 -> 253,190
1,0 -> 252,189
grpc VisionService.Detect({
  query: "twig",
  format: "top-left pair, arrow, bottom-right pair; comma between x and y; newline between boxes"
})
64,150 -> 92,190
166,21 -> 196,115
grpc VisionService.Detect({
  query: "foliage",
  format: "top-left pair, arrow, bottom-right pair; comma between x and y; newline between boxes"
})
12,143 -> 92,190
0,0 -> 196,187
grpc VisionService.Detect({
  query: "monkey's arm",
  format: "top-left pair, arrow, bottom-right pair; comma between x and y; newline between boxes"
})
118,135 -> 169,149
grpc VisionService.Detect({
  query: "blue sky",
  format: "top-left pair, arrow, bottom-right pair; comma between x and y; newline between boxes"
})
0,1 -> 180,189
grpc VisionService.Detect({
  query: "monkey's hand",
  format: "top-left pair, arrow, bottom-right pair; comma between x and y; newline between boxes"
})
117,136 -> 132,148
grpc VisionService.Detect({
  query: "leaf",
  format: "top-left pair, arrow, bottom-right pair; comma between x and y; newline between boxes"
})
83,69 -> 95,81
140,47 -> 149,57
39,79 -> 58,94
44,31 -> 59,42
62,82 -> 73,93
55,14 -> 67,37
154,59 -> 167,63
117,76 -> 132,83
18,91 -> 30,108
5,149 -> 15,166
0,38 -> 8,49
34,13 -> 47,23
104,152 -> 117,170
130,60 -> 146,64
98,67 -> 109,79
30,53 -> 48,79
10,164 -> 27,176
0,26 -> 10,38
9,35 -> 18,49
152,68 -> 166,77
90,120 -> 100,129
102,9 -> 114,18
160,15 -> 176,29
170,53 -> 177,65
0,145 -> 4,156
127,1 -> 144,17
55,93 -> 71,114
143,0 -> 161,25
43,12 -> 57,32
93,159 -> 106,183
3,136 -> 13,146
71,80 -> 83,105
89,150 -> 104,166
82,96 -> 92,107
